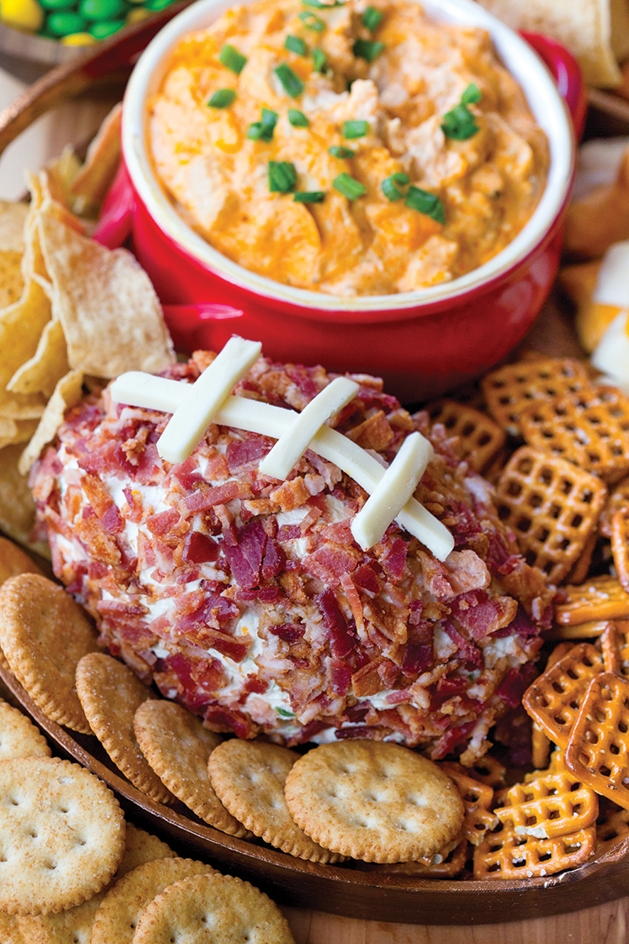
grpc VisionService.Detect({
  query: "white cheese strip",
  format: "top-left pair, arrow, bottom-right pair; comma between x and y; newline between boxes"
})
112,373 -> 454,560
110,372 -> 186,413
350,432 -> 433,551
593,241 -> 629,306
156,336 -> 262,464
259,376 -> 359,480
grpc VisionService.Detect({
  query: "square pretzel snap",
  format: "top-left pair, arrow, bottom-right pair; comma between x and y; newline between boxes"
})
481,358 -> 591,437
494,447 -> 607,584
494,767 -> 598,839
522,642 -> 604,748
473,824 -> 596,880
565,672 -> 629,811
519,388 -> 629,484
426,400 -> 505,473
555,576 -> 629,626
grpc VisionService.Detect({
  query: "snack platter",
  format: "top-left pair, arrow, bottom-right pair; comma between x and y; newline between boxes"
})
4,2 -> 629,934
3,659 -> 629,928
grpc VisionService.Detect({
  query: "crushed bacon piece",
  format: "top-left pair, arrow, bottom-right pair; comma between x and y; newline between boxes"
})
269,477 -> 310,511
449,590 -> 518,641
31,354 -> 550,760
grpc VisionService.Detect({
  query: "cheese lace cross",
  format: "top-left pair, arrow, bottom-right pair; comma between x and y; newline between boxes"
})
110,337 -> 454,560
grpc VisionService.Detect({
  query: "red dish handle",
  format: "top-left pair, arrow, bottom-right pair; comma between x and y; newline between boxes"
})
521,31 -> 587,140
162,304 -> 245,350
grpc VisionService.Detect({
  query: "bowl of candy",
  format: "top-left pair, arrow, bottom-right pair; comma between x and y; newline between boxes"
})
0,0 -> 178,81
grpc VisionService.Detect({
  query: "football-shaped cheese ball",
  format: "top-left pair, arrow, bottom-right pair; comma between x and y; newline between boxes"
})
31,353 -> 551,763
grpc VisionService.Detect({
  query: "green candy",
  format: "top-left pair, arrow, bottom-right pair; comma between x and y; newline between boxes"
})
89,18 -> 124,36
144,0 -> 177,10
47,11 -> 88,35
39,0 -> 75,12
80,0 -> 125,20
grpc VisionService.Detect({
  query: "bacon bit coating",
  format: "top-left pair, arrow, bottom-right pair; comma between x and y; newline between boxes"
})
30,356 -> 552,760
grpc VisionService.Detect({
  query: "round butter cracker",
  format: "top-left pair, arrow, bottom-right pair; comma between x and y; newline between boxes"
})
75,652 -> 173,804
0,912 -> 25,944
0,756 -> 125,915
17,890 -> 106,944
133,699 -> 247,837
284,741 -> 465,863
0,536 -> 42,587
0,574 -> 97,733
115,824 -> 176,879
0,699 -> 50,760
208,739 -> 343,862
132,871 -> 295,944
91,857 -> 213,944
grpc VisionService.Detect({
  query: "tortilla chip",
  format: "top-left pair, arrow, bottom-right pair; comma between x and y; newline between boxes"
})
38,213 -> 175,378
7,320 -> 69,398
475,0 -> 622,87
71,103 -> 122,215
0,202 -> 28,255
21,181 -> 49,289
0,445 -> 49,557
21,172 -> 82,291
565,146 -> 629,259
18,369 -> 84,475
0,252 -> 24,310
0,281 -> 50,420
0,418 -> 39,450
45,147 -> 82,211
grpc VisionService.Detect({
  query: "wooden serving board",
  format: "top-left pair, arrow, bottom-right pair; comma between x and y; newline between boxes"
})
3,20 -> 629,940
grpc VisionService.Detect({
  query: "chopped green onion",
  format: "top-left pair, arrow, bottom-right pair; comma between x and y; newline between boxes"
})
333,172 -> 366,200
461,82 -> 482,105
441,103 -> 478,140
294,191 -> 325,202
381,172 -> 409,200
362,6 -> 382,30
352,38 -> 384,62
312,47 -> 327,72
329,145 -> 355,158
405,186 -> 445,224
288,108 -> 310,127
285,34 -> 308,55
302,0 -> 342,7
269,160 -> 298,193
299,10 -> 325,30
219,44 -> 247,75
247,107 -> 278,142
441,85 -> 482,140
207,88 -> 236,108
381,176 -> 403,201
274,63 -> 305,98
277,707 -> 296,718
343,119 -> 368,139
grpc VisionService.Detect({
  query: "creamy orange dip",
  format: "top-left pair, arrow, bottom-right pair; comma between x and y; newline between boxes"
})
148,0 -> 548,296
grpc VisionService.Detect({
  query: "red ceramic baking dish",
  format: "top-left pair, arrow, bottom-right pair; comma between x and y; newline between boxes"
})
96,0 -> 584,401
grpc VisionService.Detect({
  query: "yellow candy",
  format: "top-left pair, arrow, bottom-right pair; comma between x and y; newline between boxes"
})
60,31 -> 97,44
126,6 -> 150,21
0,0 -> 44,32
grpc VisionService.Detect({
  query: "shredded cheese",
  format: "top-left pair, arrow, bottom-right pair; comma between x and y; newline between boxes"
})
156,336 -> 261,464
259,376 -> 359,479
351,431 -> 434,550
